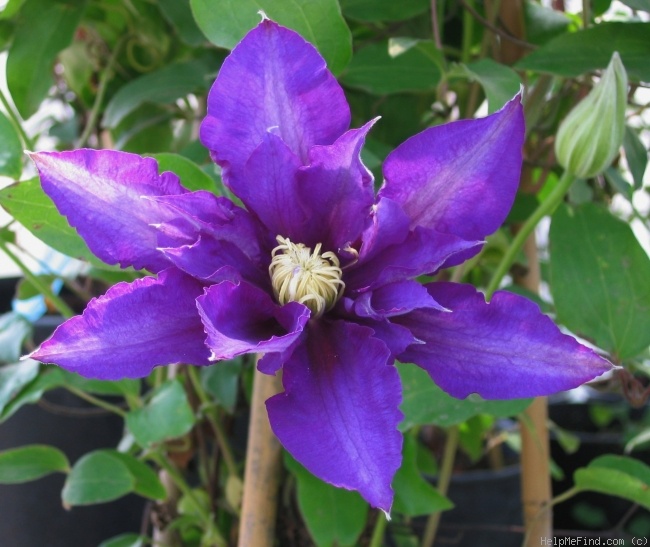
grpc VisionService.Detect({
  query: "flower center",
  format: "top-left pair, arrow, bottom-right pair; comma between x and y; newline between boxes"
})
269,236 -> 345,317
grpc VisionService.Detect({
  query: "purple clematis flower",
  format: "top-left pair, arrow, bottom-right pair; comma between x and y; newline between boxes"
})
30,20 -> 611,512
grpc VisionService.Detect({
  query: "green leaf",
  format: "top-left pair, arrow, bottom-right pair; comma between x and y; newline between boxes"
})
567,178 -> 594,205
515,22 -> 650,81
625,429 -> 650,454
398,363 -> 531,430
574,455 -> 650,510
347,89 -> 437,147
98,534 -> 145,547
126,379 -> 196,447
393,435 -> 453,516
550,203 -> 650,360
62,451 -> 134,506
523,1 -> 572,46
623,125 -> 647,190
200,358 -> 242,413
0,224 -> 15,244
589,455 -> 650,484
0,312 -> 31,363
620,0 -> 650,11
0,359 -> 39,415
189,0 -> 352,75
340,0 -> 429,22
114,113 -> 174,154
61,449 -> 163,506
0,111 -> 23,178
284,453 -> 368,547
0,177 -> 112,268
459,415 -> 493,462
15,275 -> 57,301
0,367 -> 66,421
158,0 -> 205,46
549,422 -> 580,455
340,39 -> 443,95
59,40 -> 95,108
6,0 -> 86,118
0,19 -> 14,51
107,451 -> 166,500
55,370 -> 140,398
178,488 -> 211,517
0,445 -> 69,483
149,153 -> 216,192
0,0 -> 27,19
103,60 -> 209,129
455,59 -> 521,113
603,166 -> 633,199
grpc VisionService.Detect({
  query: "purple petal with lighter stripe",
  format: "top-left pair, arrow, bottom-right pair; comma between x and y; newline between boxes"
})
200,20 -> 349,187
346,226 -> 481,292
237,132 -> 308,241
31,269 -> 210,379
296,120 -> 377,251
267,320 -> 403,512
31,149 -> 186,272
380,94 -> 524,242
395,283 -> 613,399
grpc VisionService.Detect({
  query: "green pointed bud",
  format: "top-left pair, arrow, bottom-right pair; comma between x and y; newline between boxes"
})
555,52 -> 628,178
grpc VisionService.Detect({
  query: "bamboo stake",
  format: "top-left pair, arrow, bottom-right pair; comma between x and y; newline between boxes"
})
494,5 -> 555,537
520,396 -> 552,543
238,368 -> 283,547
515,234 -> 553,543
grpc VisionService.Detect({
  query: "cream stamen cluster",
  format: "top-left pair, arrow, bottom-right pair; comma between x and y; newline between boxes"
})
269,235 -> 345,317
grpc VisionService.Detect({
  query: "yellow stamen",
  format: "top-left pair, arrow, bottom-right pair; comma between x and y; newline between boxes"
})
269,236 -> 345,317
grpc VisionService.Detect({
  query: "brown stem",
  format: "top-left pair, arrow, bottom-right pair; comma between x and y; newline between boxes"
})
152,470 -> 181,546
421,425 -> 459,547
238,368 -> 283,547
430,0 -> 442,50
460,0 -> 536,52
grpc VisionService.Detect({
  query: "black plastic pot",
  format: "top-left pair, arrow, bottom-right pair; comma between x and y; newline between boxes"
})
0,315 -> 146,547
437,464 -> 523,547
0,276 -> 18,312
549,396 -> 650,536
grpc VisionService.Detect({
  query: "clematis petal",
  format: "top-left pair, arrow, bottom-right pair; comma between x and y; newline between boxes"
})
353,280 -> 447,319
151,191 -> 268,286
267,321 -> 402,512
237,132 -> 308,241
296,120 -> 377,251
196,279 -> 309,361
346,226 -> 481,292
338,297 -> 420,356
151,191 -> 265,262
31,149 -> 187,272
395,283 -> 613,399
257,341 -> 301,375
31,269 -> 210,379
160,235 -> 268,288
357,197 -> 410,261
379,94 -> 525,242
224,121 -> 377,254
359,318 -> 419,358
200,20 -> 349,185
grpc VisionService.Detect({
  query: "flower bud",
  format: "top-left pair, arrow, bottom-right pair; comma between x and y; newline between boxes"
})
555,52 -> 628,178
